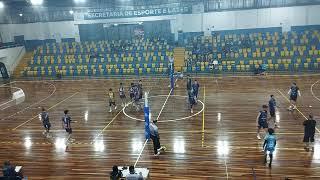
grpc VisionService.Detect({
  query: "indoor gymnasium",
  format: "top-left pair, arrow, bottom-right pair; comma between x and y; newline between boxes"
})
0,0 -> 320,179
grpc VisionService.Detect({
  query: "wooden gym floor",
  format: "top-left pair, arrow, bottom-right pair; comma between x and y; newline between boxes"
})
1,75 -> 320,180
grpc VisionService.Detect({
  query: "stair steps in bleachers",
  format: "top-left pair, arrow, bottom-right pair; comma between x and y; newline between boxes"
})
173,47 -> 185,72
13,52 -> 34,78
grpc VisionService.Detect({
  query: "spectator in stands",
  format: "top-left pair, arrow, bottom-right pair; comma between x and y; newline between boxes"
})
255,63 -> 267,75
110,165 -> 122,180
126,165 -> 143,180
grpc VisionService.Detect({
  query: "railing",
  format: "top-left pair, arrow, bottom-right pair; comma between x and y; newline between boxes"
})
10,47 -> 26,74
0,44 -> 24,50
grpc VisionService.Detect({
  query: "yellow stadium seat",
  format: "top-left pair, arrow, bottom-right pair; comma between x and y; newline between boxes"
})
227,65 -> 231,71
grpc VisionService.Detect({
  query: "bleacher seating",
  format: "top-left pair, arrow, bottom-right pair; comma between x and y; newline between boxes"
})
183,28 -> 320,73
21,38 -> 173,77
20,26 -> 320,77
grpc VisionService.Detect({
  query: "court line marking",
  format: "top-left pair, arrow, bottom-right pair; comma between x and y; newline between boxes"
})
0,81 -> 56,121
311,80 -> 320,102
201,85 -> 205,148
224,156 -> 229,180
91,108 -> 124,144
277,89 -> 320,134
123,95 -> 205,122
155,88 -> 173,121
134,139 -> 148,167
12,92 -> 79,130
0,140 -> 310,151
12,129 -> 306,134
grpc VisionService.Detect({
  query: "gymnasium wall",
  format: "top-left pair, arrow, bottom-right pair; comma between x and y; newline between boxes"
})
0,46 -> 25,77
0,5 -> 320,44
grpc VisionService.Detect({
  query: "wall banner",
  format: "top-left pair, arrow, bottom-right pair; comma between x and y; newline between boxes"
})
83,6 -> 192,20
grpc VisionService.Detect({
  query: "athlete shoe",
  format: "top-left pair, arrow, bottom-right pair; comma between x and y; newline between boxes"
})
154,152 -> 160,156
115,106 -> 117,110
268,164 -> 271,168
257,135 -> 261,140
109,109 -> 112,113
191,109 -> 193,113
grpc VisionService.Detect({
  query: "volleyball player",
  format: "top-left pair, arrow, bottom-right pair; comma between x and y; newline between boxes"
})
40,107 -> 51,137
188,89 -> 196,114
133,85 -> 141,111
287,82 -> 301,111
108,88 -> 117,112
62,110 -> 74,146
129,83 -> 135,102
256,105 -> 269,140
192,80 -> 200,103
268,95 -> 279,128
263,128 -> 277,168
119,83 -> 126,107
138,80 -> 143,100
186,75 -> 192,91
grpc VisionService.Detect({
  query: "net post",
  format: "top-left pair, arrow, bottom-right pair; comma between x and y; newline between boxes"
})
144,91 -> 150,140
170,62 -> 175,93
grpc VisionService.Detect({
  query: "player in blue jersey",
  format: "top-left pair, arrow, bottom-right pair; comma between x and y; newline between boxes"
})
133,85 -> 142,111
129,83 -> 135,102
287,82 -> 301,111
188,89 -> 196,113
119,83 -> 126,107
40,107 -> 51,137
268,95 -> 279,128
263,128 -> 277,168
192,80 -> 200,103
186,75 -> 192,92
256,105 -> 269,140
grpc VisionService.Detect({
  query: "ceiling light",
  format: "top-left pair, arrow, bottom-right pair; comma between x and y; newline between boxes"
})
0,2 -> 4,8
69,10 -> 74,15
74,0 -> 86,4
30,0 -> 43,6
19,13 -> 23,17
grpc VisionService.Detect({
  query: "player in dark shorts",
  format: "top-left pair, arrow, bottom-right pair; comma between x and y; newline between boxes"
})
186,75 -> 192,91
287,82 -> 301,111
119,83 -> 126,107
40,107 -> 51,137
108,88 -> 117,112
62,110 -> 74,149
133,85 -> 142,111
256,105 -> 269,140
138,80 -> 143,100
268,95 -> 279,128
188,89 -> 196,113
303,114 -> 317,151
129,83 -> 135,102
62,110 -> 72,135
192,80 -> 200,103
263,128 -> 277,168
